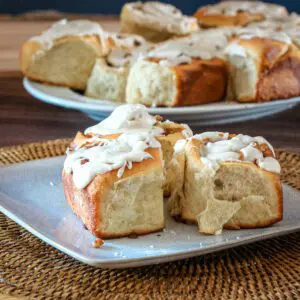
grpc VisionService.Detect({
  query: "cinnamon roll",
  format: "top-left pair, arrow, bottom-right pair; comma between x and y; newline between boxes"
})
126,30 -> 231,106
20,20 -> 148,90
168,132 -> 282,235
194,1 -> 288,28
62,104 -> 193,238
120,1 -> 199,42
226,30 -> 300,102
20,19 -> 109,90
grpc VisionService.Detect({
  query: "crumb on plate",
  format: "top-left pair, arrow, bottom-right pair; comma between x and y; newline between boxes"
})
92,238 -> 104,248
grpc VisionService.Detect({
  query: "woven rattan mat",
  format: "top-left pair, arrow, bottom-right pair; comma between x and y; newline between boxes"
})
0,139 -> 299,300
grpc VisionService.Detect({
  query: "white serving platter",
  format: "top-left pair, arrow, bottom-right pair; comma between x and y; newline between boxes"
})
0,156 -> 300,269
23,78 -> 300,125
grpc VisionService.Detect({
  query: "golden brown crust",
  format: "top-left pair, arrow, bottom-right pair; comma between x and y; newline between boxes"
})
20,40 -> 42,75
146,57 -> 228,106
194,8 -> 264,28
173,58 -> 228,106
63,147 -> 163,238
62,170 -> 101,235
256,44 -> 300,101
229,38 -> 300,102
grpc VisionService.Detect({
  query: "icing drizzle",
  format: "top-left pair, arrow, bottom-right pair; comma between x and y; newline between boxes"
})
192,132 -> 280,174
31,19 -> 107,49
64,131 -> 161,189
237,29 -> 292,44
145,29 -> 232,66
126,1 -> 197,34
202,1 -> 287,18
85,104 -> 163,136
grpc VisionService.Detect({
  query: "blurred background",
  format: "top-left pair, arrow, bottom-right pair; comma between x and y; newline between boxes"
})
0,0 -> 299,148
0,0 -> 299,15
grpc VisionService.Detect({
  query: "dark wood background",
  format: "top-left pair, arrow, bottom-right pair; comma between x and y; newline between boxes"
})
0,20 -> 299,152
0,0 -> 299,15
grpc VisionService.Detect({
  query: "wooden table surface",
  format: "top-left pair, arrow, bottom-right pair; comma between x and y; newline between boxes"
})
0,20 -> 299,152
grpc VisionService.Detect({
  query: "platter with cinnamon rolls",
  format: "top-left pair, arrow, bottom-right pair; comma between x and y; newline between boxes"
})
21,1 -> 300,124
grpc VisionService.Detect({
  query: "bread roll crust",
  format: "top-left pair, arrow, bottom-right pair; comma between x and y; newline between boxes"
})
63,147 -> 164,238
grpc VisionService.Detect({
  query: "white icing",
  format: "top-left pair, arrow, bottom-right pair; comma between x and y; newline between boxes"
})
193,132 -> 229,142
197,133 -> 280,174
158,55 -> 192,67
205,151 -> 241,162
245,14 -> 300,46
225,30 -> 292,60
162,119 -> 172,124
174,139 -> 187,154
127,1 -> 197,34
246,13 -> 300,31
225,42 -> 247,58
246,19 -> 284,31
106,32 -> 146,50
200,157 -> 220,171
283,27 -> 300,46
257,157 -> 281,174
238,30 -> 292,44
253,136 -> 275,156
106,49 -> 133,67
241,145 -> 263,162
146,30 -> 231,65
288,12 -> 300,24
85,104 -> 163,136
64,131 -> 161,189
203,1 -> 287,18
106,42 -> 150,67
181,124 -> 193,138
31,19 -> 106,49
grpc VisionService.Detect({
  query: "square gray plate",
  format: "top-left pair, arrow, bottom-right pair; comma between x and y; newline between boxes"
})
0,156 -> 300,269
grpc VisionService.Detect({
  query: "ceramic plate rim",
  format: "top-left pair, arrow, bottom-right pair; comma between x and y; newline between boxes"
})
23,77 -> 300,115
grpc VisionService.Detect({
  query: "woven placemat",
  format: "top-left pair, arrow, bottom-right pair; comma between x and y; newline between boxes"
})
0,139 -> 299,300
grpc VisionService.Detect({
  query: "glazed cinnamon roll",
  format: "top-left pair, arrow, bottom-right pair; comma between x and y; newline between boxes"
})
120,1 -> 199,42
168,132 -> 282,235
63,104 -> 193,238
126,29 -> 233,107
